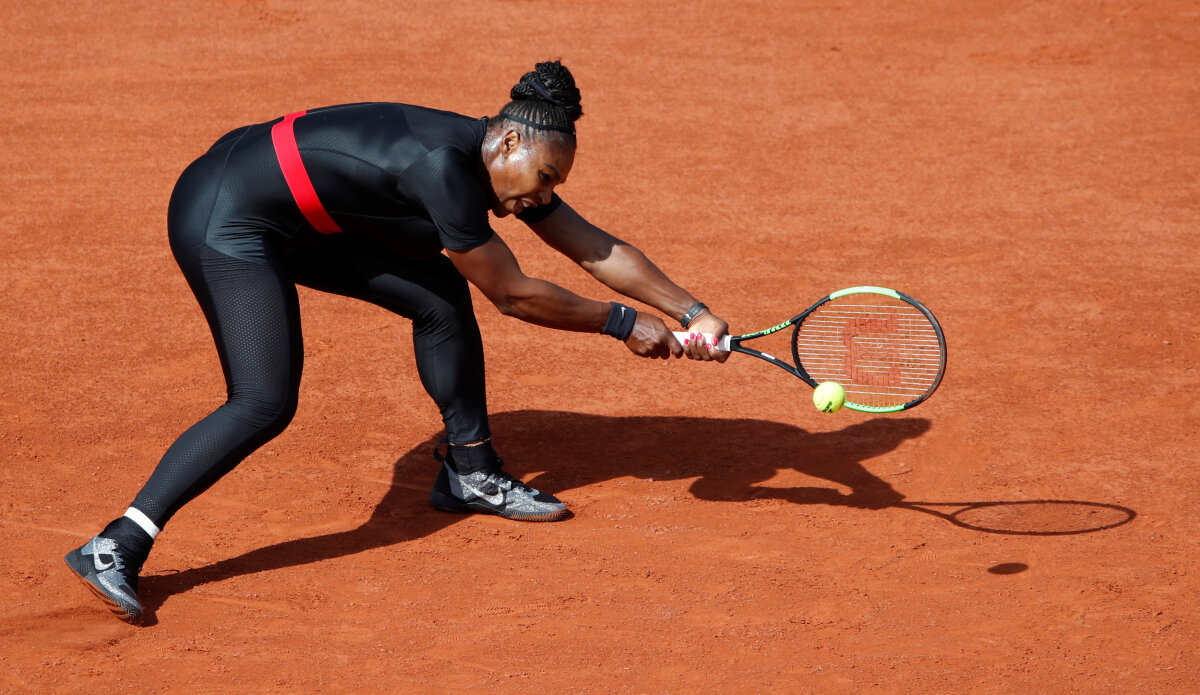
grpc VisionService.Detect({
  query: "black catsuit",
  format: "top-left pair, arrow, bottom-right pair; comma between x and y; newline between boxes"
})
131,103 -> 561,527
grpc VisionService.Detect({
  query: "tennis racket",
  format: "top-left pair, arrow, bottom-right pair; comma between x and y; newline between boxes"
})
674,286 -> 947,413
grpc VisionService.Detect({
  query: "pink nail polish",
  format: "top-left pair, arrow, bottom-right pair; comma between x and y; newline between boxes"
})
706,342 -> 713,350
683,338 -> 690,345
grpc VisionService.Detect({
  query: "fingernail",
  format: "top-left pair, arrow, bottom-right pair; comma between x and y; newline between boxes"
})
706,342 -> 713,349
683,338 -> 690,345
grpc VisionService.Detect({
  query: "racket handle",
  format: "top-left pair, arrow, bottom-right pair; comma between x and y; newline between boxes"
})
671,332 -> 731,351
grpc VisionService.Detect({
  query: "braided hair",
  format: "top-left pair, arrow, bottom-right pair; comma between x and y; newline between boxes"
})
494,60 -> 583,148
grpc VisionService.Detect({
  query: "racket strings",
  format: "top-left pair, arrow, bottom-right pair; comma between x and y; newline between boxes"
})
792,295 -> 944,408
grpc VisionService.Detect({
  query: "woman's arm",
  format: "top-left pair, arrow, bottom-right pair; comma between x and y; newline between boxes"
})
446,234 -> 683,359
525,201 -> 729,361
525,202 -> 696,321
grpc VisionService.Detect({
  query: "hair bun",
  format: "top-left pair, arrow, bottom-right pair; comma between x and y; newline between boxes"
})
509,60 -> 583,123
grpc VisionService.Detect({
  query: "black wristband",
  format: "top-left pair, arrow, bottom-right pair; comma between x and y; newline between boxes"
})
680,302 -> 708,329
601,302 -> 638,341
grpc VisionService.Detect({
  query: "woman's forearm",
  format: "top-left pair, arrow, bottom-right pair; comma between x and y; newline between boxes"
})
523,204 -> 704,324
585,243 -> 700,324
499,276 -> 613,332
447,234 -> 614,333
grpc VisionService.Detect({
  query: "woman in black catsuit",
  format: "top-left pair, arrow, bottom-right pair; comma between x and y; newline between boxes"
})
66,61 -> 730,623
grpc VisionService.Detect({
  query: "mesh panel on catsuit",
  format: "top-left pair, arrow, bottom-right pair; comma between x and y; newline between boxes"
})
131,243 -> 304,526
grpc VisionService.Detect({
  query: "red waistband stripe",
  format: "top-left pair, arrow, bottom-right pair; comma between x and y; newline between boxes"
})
270,110 -> 343,234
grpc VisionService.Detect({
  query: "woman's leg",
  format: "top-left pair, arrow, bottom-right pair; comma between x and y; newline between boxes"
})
129,242 -> 304,527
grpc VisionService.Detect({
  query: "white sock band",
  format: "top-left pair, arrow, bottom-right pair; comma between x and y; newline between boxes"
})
124,507 -> 161,540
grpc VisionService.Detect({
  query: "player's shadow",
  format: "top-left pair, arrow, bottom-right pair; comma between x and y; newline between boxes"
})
139,410 -> 925,623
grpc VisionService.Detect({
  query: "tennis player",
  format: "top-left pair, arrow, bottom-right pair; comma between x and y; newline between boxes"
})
65,61 -> 729,623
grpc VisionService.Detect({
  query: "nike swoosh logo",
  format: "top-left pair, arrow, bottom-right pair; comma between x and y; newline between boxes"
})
93,553 -> 114,572
461,480 -> 505,506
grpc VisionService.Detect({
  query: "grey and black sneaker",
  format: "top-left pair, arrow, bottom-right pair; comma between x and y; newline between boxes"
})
64,517 -> 152,624
430,439 -> 569,522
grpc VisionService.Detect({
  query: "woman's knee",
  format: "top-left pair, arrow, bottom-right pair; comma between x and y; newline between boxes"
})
224,389 -> 299,434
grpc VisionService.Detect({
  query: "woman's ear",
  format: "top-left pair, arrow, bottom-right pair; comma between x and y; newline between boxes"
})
501,129 -> 522,156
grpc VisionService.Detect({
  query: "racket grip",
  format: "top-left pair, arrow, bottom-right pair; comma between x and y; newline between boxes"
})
671,332 -> 731,351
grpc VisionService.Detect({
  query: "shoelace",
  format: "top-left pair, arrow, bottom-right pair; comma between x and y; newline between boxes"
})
482,466 -> 535,494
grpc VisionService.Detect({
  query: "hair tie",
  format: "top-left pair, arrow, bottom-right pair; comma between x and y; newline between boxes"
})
529,76 -> 555,102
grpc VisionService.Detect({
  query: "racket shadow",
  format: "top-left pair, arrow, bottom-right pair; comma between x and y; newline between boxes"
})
895,500 -> 1135,535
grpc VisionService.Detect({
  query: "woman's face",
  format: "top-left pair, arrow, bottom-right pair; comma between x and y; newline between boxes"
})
485,129 -> 575,218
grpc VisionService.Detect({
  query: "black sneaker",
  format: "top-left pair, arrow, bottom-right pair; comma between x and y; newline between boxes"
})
429,439 -> 569,522
64,517 -> 152,624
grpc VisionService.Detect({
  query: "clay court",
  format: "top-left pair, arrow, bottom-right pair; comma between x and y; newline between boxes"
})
2,0 -> 1197,691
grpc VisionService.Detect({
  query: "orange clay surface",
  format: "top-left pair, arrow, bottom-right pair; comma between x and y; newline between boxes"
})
2,1 -> 1198,692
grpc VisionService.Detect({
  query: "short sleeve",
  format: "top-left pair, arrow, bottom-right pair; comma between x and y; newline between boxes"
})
399,147 -> 495,251
515,193 -> 564,224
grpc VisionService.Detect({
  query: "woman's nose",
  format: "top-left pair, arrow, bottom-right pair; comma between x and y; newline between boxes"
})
539,189 -> 552,205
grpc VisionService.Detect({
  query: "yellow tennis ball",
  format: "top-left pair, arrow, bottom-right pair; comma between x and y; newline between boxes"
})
813,381 -> 846,413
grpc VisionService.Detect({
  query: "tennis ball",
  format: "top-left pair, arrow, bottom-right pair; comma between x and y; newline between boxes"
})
813,381 -> 846,413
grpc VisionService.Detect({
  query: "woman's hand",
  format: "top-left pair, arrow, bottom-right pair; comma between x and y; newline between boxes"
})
625,314 -> 685,360
680,311 -> 731,363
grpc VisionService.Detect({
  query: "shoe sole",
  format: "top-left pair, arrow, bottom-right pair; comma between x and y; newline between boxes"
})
430,488 -> 570,522
63,551 -> 143,625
